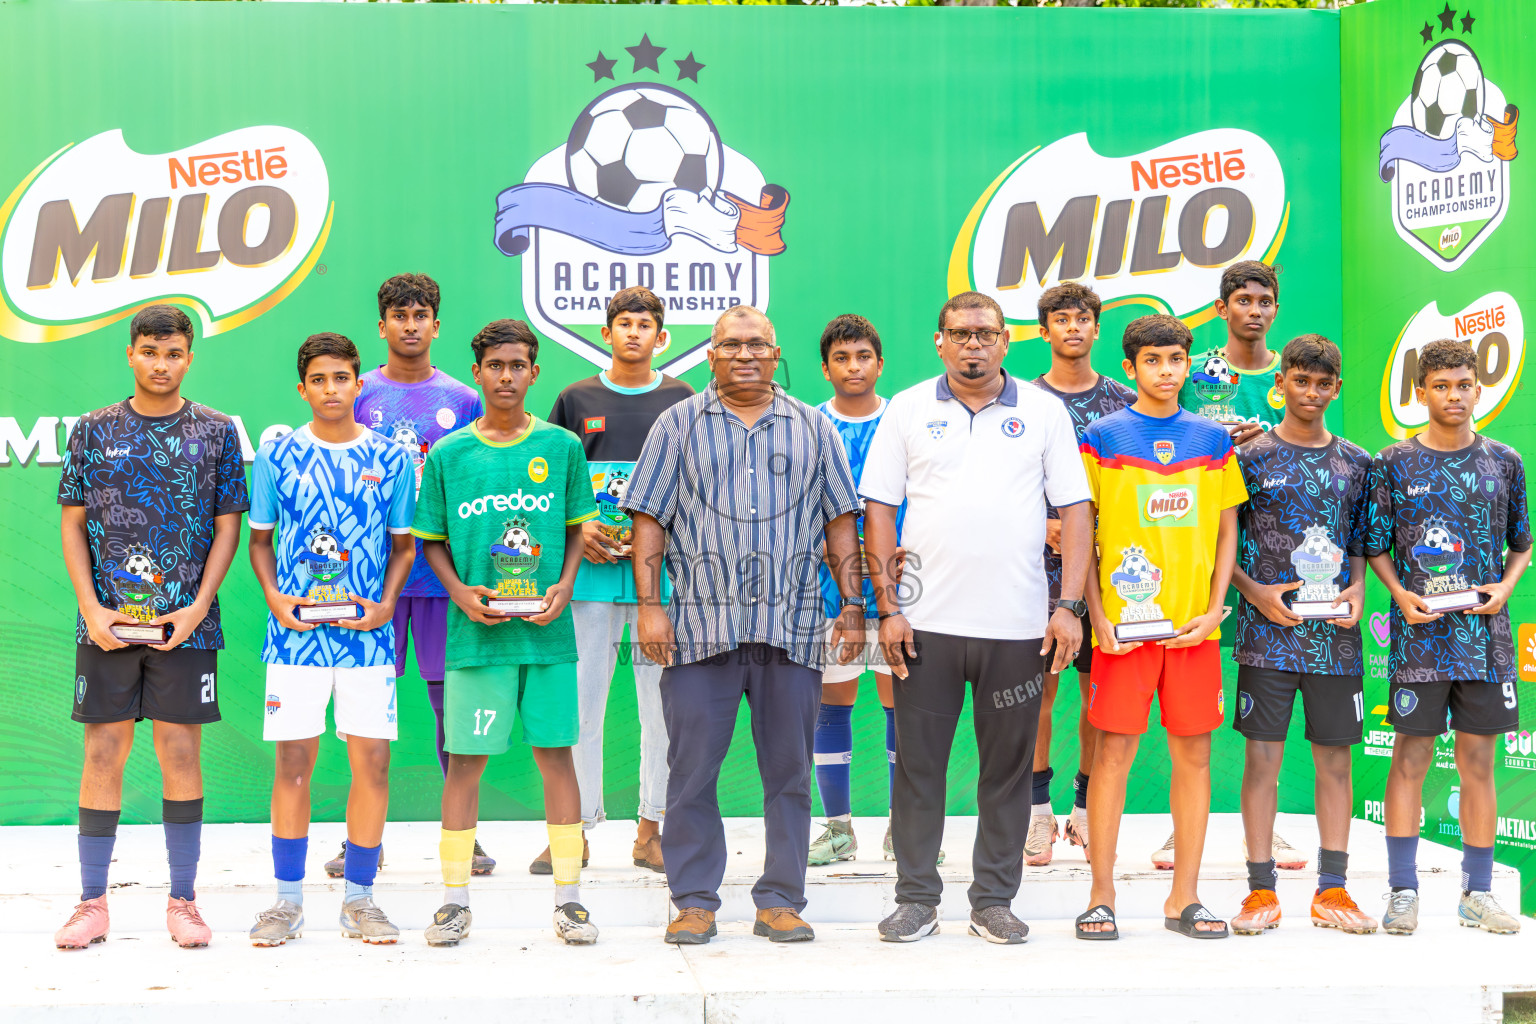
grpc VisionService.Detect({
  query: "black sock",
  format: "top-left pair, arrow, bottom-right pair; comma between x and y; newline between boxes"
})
1073,770 -> 1089,810
1247,858 -> 1277,892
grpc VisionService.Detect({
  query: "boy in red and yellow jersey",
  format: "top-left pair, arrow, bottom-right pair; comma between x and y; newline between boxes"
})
1074,315 -> 1245,942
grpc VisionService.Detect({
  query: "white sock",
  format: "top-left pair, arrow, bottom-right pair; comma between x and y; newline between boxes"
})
555,883 -> 580,906
830,813 -> 852,824
444,884 -> 470,907
1033,802 -> 1053,818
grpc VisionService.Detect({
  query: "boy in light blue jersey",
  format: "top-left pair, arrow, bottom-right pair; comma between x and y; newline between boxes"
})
808,315 -> 923,867
247,333 -> 416,947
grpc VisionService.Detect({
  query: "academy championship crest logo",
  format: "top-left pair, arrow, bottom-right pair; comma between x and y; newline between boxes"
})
593,469 -> 633,549
299,526 -> 349,585
1378,7 -> 1519,270
494,36 -> 789,375
1190,355 -> 1240,404
0,126 -> 331,344
950,129 -> 1286,335
1411,516 -> 1466,583
492,517 -> 541,578
112,544 -> 165,610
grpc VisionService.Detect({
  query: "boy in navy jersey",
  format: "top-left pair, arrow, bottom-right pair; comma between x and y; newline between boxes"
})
1367,339 -> 1530,935
1026,283 -> 1133,866
1226,336 -> 1376,936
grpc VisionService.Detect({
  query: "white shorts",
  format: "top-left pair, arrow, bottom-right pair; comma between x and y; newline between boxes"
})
821,617 -> 889,684
263,664 -> 398,742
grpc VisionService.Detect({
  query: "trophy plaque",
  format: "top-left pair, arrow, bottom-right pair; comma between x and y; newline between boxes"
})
1113,618 -> 1177,643
110,622 -> 173,644
1422,589 -> 1483,613
1292,600 -> 1352,620
296,601 -> 362,624
487,596 -> 546,617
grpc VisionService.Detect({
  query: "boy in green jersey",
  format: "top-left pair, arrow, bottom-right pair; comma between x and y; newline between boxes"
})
1179,260 -> 1283,447
411,319 -> 599,947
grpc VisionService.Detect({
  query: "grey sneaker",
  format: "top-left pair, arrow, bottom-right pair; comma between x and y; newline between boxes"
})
1459,890 -> 1521,934
1382,889 -> 1420,935
248,899 -> 304,947
878,902 -> 939,943
880,823 -> 945,866
339,895 -> 399,944
554,902 -> 599,945
969,904 -> 1029,944
1024,813 -> 1059,866
808,819 -> 857,866
425,903 -> 473,947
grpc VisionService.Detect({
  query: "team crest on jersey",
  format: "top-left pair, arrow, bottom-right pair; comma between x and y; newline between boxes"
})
1191,355 -> 1240,403
528,456 -> 550,484
1411,516 -> 1469,594
111,544 -> 166,619
1000,416 -> 1025,438
1238,692 -> 1252,718
185,438 -> 205,463
1291,523 -> 1345,603
1153,440 -> 1175,465
492,517 -> 542,577
926,419 -> 948,440
1266,384 -> 1285,410
75,675 -> 87,704
265,694 -> 282,716
1394,687 -> 1421,716
360,471 -> 381,491
299,525 -> 350,586
1109,544 -> 1164,623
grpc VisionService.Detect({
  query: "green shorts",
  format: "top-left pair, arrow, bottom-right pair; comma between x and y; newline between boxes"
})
443,662 -> 579,754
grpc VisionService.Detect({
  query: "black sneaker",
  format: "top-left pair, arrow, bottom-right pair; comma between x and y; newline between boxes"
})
878,902 -> 939,943
969,905 -> 1028,944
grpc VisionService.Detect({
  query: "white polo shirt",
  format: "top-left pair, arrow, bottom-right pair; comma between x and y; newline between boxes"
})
859,371 -> 1090,641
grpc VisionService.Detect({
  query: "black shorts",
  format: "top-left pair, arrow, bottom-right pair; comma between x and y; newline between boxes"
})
73,644 -> 221,725
1233,666 -> 1363,745
1388,679 -> 1519,737
1042,635 -> 1093,676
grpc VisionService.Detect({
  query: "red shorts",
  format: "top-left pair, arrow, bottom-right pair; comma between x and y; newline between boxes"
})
1087,640 -> 1223,736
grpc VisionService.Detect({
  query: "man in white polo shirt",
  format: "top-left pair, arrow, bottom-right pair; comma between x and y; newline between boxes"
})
861,291 -> 1092,945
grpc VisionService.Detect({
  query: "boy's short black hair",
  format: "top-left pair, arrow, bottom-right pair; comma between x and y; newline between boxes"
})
377,273 -> 441,320
937,290 -> 1005,332
1121,314 -> 1193,361
820,314 -> 882,363
1036,282 -> 1102,326
1415,337 -> 1478,387
472,319 -> 538,365
297,332 -> 360,382
606,286 -> 665,330
129,304 -> 193,348
1219,260 -> 1279,304
1280,334 -> 1342,379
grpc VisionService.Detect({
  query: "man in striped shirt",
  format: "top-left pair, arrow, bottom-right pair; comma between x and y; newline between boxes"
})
623,305 -> 865,946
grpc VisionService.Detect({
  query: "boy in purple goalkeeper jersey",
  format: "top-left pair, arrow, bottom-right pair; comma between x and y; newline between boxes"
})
350,273 -> 485,876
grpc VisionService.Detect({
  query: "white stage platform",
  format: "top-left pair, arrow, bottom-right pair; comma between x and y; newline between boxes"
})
5,813 -> 1533,1023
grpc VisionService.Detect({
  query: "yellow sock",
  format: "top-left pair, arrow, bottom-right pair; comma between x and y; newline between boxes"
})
440,826 -> 476,904
548,822 -> 584,899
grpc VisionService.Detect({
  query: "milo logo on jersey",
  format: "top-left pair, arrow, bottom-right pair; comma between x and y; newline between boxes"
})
298,525 -> 350,602
1411,517 -> 1470,594
491,517 -> 542,599
0,125 -> 331,344
1138,484 -> 1197,527
110,544 -> 165,622
1291,523 -> 1345,602
493,35 -> 789,376
1110,545 -> 1164,623
591,465 -> 634,551
951,128 -> 1285,335
1378,12 -> 1519,270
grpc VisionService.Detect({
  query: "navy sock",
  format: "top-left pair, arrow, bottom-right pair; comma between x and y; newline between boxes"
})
1386,835 -> 1419,891
163,798 -> 203,902
427,681 -> 448,778
1032,766 -> 1054,807
272,834 -> 307,905
1073,770 -> 1089,810
884,706 -> 896,809
344,840 -> 383,902
1247,858 -> 1277,892
78,806 -> 119,901
1461,843 -> 1494,893
813,703 -> 854,819
1317,848 -> 1348,892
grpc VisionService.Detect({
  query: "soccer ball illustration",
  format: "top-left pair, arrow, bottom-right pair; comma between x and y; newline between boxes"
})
1121,550 -> 1153,578
1201,356 -> 1232,381
122,551 -> 157,577
308,532 -> 341,560
503,525 -> 533,554
391,423 -> 421,449
605,473 -> 629,501
1301,531 -> 1334,558
1410,41 -> 1485,138
565,84 -> 723,213
1422,524 -> 1455,551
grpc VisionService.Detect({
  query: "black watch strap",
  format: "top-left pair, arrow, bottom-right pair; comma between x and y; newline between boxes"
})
1058,598 -> 1089,618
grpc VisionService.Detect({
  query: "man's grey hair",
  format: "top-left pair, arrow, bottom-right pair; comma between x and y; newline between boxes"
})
712,304 -> 775,344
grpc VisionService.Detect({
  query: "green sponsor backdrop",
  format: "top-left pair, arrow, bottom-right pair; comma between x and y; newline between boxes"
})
1,2 -> 1344,852
1341,0 -> 1536,913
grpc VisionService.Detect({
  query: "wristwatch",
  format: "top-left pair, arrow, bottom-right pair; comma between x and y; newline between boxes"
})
839,597 -> 864,613
1058,598 -> 1089,618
